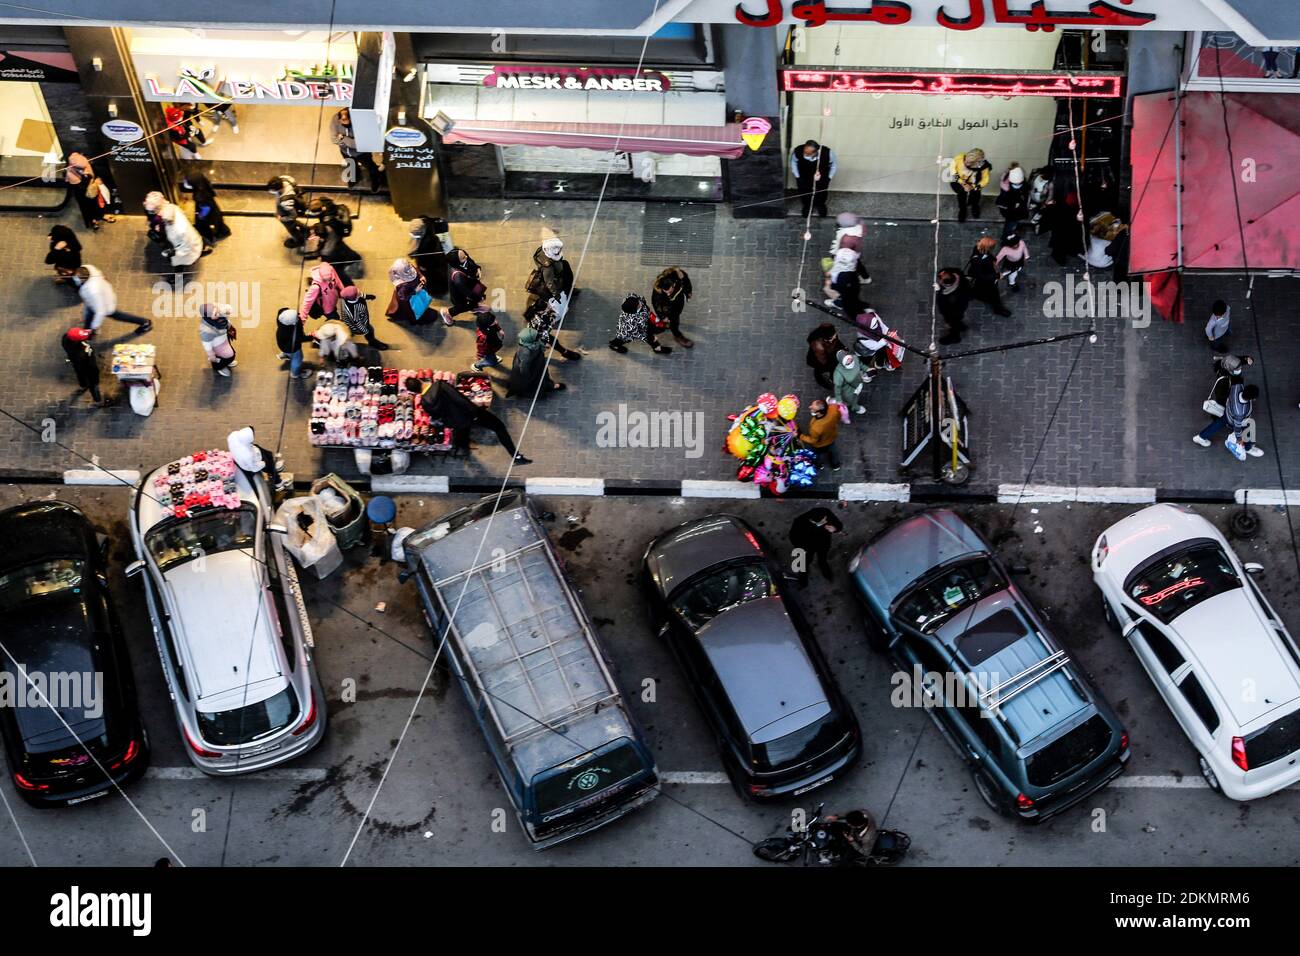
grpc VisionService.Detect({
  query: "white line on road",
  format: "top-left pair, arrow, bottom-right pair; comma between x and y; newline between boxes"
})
1110,775 -> 1211,789
146,767 -> 328,782
660,771 -> 729,785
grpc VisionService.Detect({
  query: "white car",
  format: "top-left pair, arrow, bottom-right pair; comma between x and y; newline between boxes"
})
1092,503 -> 1300,800
126,463 -> 325,774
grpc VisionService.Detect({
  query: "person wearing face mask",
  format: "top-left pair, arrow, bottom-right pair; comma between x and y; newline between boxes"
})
996,163 -> 1029,230
832,350 -> 867,417
790,139 -> 835,218
525,237 -> 575,318
949,147 -> 992,222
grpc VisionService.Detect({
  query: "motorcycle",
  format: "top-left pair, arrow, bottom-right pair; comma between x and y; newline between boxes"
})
753,803 -> 911,867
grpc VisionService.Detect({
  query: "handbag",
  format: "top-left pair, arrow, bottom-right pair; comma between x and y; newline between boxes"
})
85,176 -> 101,199
409,287 -> 432,320
1203,375 -> 1226,417
648,309 -> 668,332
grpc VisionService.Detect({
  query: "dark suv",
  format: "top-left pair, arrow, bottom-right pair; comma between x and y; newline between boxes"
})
849,510 -> 1128,822
643,514 -> 860,801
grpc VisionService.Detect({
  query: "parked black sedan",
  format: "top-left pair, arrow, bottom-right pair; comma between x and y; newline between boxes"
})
0,502 -> 149,806
642,514 -> 860,800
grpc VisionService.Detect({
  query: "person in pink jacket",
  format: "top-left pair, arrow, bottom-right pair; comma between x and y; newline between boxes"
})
299,262 -> 345,321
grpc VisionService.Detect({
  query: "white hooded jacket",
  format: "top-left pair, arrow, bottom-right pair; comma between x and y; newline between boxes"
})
226,427 -> 265,472
162,204 -> 204,267
75,265 -> 117,329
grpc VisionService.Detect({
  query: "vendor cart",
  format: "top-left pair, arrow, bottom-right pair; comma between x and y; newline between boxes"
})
111,343 -> 161,417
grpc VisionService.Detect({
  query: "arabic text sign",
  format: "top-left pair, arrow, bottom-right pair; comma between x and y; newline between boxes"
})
781,68 -> 1123,97
736,0 -> 1157,31
484,65 -> 672,92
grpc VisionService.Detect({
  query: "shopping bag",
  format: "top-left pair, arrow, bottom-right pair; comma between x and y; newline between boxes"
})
409,287 -> 432,320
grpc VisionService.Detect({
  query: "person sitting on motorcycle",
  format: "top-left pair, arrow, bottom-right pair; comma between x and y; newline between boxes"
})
822,810 -> 875,864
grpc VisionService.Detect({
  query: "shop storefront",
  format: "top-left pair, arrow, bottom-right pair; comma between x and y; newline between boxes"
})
0,26 -> 92,208
128,28 -> 362,188
413,26 -> 748,202
782,24 -> 1126,204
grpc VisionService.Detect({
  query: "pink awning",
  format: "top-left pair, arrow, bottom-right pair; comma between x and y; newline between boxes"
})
442,120 -> 745,159
1130,91 -> 1300,273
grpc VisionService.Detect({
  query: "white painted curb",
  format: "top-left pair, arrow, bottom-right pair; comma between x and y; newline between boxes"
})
838,482 -> 911,503
525,477 -> 605,496
998,484 -> 1156,505
370,475 -> 450,494
1235,488 -> 1300,506
681,479 -> 761,499
63,468 -> 140,487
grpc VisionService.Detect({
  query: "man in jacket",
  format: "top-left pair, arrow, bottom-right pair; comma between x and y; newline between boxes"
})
651,266 -> 694,348
791,139 -> 835,218
1194,382 -> 1263,459
267,175 -> 307,248
330,107 -> 383,193
789,506 -> 844,586
949,148 -> 992,222
799,399 -> 841,471
935,268 -> 971,345
276,307 -> 312,379
74,265 -> 151,333
525,238 -> 575,317
405,377 -> 532,465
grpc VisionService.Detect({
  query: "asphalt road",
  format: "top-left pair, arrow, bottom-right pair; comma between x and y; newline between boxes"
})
1,484 -> 1298,867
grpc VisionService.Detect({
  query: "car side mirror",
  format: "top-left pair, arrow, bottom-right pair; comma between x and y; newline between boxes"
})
124,559 -> 145,577
1243,562 -> 1264,575
267,523 -> 289,535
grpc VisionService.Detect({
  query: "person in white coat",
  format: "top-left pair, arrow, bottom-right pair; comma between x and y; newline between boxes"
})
313,320 -> 360,363
74,265 -> 151,333
227,426 -> 289,491
144,191 -> 208,268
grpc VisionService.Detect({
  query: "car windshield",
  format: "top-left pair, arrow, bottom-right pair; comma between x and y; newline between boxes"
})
1127,544 -> 1241,625
0,559 -> 83,610
195,686 -> 298,746
752,709 -> 846,772
532,740 -> 650,818
145,504 -> 258,573
895,558 -> 1006,634
671,560 -> 775,631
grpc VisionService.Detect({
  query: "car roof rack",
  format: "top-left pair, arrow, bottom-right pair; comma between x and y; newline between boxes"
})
979,649 -> 1071,715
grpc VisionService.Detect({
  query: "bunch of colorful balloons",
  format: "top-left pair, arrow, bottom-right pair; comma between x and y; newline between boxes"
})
724,391 -> 815,495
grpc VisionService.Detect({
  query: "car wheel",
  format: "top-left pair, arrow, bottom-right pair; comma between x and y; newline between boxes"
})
973,769 -> 1011,817
1199,755 -> 1222,794
1101,594 -> 1119,632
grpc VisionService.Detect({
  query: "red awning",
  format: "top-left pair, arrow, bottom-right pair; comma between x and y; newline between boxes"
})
1129,91 -> 1300,273
442,120 -> 745,159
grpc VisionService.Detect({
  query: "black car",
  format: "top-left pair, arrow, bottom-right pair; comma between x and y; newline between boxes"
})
0,502 -> 149,807
642,514 -> 860,800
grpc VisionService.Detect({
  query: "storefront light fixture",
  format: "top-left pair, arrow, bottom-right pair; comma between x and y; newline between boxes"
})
396,107 -> 407,125
91,56 -> 103,72
780,68 -> 1123,98
107,101 -> 118,117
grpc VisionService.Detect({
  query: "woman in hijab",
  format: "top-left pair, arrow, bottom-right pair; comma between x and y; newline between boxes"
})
526,300 -> 583,361
198,304 -> 237,377
508,327 -> 566,398
525,237 -> 575,317
65,152 -> 114,230
181,172 -> 231,246
805,321 -> 845,389
824,247 -> 867,318
386,257 -> 429,324
832,349 -> 867,417
144,191 -> 205,269
407,218 -> 448,295
45,225 -> 82,281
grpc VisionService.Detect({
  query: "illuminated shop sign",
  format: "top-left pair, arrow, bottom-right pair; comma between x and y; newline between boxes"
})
780,67 -> 1123,97
143,64 -> 355,103
483,65 -> 672,92
736,0 -> 1157,31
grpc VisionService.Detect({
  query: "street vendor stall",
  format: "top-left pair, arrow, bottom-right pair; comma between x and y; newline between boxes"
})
308,367 -> 494,453
725,392 -> 818,495
111,343 -> 161,417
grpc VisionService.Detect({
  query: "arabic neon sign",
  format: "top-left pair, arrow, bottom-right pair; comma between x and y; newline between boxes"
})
781,68 -> 1123,97
737,0 -> 1157,32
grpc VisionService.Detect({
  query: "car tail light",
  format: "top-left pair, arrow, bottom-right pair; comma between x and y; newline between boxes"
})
1232,736 -> 1248,772
747,783 -> 768,796
291,690 -> 318,737
184,728 -> 223,760
110,739 -> 140,771
1015,793 -> 1035,810
14,773 -> 48,792
1120,732 -> 1129,753
742,530 -> 762,552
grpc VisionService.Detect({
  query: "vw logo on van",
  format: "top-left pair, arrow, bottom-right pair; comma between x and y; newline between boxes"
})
574,771 -> 601,791
384,126 -> 427,148
101,119 -> 144,143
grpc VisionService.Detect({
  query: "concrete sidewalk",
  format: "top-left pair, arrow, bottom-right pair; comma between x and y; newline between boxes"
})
0,193 -> 1296,497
